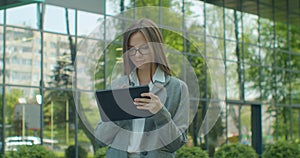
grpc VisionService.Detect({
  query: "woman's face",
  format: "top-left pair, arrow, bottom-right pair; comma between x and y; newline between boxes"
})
128,32 -> 154,70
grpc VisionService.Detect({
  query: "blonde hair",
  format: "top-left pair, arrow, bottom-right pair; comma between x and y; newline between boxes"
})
122,18 -> 171,82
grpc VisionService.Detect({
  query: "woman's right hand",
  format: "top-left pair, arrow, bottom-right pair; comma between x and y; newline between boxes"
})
120,84 -> 127,88
113,84 -> 127,89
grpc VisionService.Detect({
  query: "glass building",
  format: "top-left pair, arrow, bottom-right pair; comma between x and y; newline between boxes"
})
0,0 -> 299,157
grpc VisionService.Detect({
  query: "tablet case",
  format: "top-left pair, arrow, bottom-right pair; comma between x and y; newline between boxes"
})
95,85 -> 154,122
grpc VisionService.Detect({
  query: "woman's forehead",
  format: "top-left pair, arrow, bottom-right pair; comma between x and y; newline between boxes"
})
129,32 -> 147,46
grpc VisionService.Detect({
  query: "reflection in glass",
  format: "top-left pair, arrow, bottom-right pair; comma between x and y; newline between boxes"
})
78,11 -> 103,36
5,87 -> 41,141
225,9 -> 235,40
243,13 -> 259,45
244,65 -> 261,101
44,5 -> 75,35
43,33 -> 72,88
0,0 -> 298,155
226,61 -> 240,100
7,4 -> 37,29
0,10 -> 3,24
261,103 -> 274,143
6,27 -> 40,86
206,4 -> 224,38
43,89 -> 72,148
227,105 -> 240,143
226,41 -> 237,62
226,105 -> 251,145
240,106 -> 251,145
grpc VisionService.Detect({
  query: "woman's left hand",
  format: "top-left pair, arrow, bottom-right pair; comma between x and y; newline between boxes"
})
133,93 -> 163,114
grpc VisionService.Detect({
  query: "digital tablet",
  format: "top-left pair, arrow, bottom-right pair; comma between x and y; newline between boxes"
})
95,85 -> 154,122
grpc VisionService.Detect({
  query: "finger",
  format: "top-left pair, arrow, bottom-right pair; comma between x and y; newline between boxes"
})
149,93 -> 155,98
142,93 -> 159,100
133,101 -> 149,106
141,92 -> 151,98
134,98 -> 150,103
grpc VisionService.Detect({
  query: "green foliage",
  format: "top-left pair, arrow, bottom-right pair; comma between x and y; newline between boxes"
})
10,145 -> 56,158
131,0 -> 172,8
0,89 -> 22,136
213,143 -> 258,158
4,89 -> 22,107
244,15 -> 300,140
262,141 -> 300,158
94,146 -> 109,158
176,146 -> 209,158
65,145 -> 87,158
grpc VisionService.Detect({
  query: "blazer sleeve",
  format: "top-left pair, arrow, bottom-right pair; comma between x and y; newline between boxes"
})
148,80 -> 189,153
94,121 -> 122,147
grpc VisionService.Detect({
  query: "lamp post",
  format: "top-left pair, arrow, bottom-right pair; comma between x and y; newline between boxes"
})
36,95 -> 42,144
66,98 -> 69,144
22,105 -> 25,139
51,101 -> 54,148
18,98 -> 27,140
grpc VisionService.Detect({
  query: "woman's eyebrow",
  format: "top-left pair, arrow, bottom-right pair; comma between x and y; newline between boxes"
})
128,43 -> 147,48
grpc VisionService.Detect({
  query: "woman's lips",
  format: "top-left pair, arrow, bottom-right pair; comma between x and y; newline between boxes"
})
135,60 -> 145,65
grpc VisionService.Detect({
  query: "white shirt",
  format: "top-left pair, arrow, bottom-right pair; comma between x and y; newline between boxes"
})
127,67 -> 165,153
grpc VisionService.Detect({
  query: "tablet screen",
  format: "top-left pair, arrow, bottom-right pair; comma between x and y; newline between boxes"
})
95,85 -> 153,122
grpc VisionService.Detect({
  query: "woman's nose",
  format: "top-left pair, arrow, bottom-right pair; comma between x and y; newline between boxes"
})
134,50 -> 143,57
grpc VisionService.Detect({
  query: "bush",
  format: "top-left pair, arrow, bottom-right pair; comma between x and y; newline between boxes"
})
10,145 -> 56,158
262,141 -> 300,158
214,143 -> 258,158
65,145 -> 87,158
94,146 -> 108,158
176,146 -> 209,158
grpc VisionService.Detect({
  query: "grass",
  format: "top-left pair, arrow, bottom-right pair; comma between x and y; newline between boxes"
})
56,151 -> 94,158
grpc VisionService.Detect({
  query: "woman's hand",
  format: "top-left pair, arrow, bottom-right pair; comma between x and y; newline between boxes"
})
133,93 -> 163,114
114,84 -> 127,89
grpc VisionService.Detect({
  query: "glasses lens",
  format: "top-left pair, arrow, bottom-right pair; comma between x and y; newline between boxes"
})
139,44 -> 149,54
128,48 -> 136,56
128,44 -> 149,56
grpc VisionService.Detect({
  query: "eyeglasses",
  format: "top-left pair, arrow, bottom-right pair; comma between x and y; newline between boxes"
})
127,44 -> 150,56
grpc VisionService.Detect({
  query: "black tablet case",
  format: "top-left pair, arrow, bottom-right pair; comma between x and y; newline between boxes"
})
95,85 -> 153,122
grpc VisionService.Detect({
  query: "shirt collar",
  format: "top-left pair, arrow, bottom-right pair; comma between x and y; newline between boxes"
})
152,67 -> 165,84
129,67 -> 165,86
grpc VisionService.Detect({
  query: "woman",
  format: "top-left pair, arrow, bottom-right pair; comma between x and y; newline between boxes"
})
95,18 -> 190,158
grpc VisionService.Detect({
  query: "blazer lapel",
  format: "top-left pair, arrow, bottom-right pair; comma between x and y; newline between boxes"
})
151,75 -> 170,94
144,75 -> 171,131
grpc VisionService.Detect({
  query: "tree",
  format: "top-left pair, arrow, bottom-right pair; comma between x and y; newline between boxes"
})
0,89 -> 22,136
44,8 -> 100,153
245,18 -> 300,140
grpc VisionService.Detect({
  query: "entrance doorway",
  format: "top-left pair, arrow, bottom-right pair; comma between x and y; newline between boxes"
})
225,101 -> 262,155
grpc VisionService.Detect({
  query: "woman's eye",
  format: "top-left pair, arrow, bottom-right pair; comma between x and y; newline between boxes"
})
140,45 -> 149,49
128,47 -> 135,51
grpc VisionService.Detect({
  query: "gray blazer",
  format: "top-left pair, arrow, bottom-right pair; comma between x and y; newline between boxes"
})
94,75 -> 190,158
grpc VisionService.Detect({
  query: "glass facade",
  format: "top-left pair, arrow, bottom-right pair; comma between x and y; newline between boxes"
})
0,0 -> 299,157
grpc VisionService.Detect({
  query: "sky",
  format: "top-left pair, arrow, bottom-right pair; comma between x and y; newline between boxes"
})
0,3 -> 101,36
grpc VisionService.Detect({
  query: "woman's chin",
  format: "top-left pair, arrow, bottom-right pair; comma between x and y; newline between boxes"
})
136,65 -> 146,70
135,64 -> 148,70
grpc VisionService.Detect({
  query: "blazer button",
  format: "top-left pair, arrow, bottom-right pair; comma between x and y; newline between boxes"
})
142,151 -> 148,156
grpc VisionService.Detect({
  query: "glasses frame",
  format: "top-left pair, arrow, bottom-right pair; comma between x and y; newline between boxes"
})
127,44 -> 150,56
